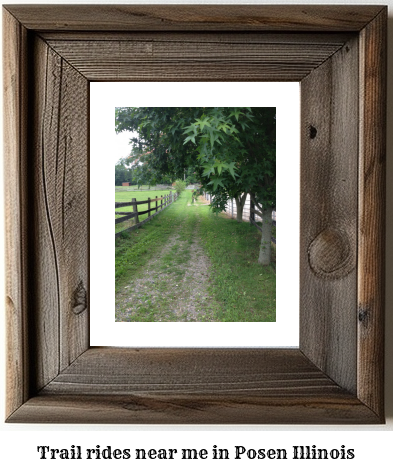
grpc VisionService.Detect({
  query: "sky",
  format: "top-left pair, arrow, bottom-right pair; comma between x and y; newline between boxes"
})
113,130 -> 136,164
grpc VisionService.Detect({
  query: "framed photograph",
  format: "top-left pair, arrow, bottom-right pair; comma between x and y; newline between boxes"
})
90,82 -> 300,346
3,5 -> 386,423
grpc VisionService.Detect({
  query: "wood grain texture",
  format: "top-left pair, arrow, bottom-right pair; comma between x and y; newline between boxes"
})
8,392 -> 379,425
43,348 -> 340,395
300,36 -> 359,393
3,5 -> 384,31
3,5 -> 386,424
40,31 -> 354,44
3,9 -> 30,417
29,36 -> 89,391
7,348 -> 380,424
357,9 -> 387,417
46,38 -> 346,81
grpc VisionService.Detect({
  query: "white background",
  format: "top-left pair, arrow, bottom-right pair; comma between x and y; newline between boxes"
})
90,82 -> 300,347
1,0 -> 392,473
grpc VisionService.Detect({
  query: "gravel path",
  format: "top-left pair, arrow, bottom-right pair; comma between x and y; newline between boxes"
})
115,203 -> 219,322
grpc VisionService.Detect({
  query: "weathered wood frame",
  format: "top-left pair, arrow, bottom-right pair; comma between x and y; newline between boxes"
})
3,5 -> 386,424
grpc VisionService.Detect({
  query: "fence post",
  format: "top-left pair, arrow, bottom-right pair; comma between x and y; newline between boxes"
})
155,196 -> 158,213
170,190 -> 173,203
160,195 -> 163,210
148,197 -> 151,217
132,197 -> 139,224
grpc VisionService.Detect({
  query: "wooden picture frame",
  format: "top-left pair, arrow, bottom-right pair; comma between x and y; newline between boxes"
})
3,5 -> 386,424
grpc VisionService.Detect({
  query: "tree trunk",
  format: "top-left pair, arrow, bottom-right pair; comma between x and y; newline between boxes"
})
258,205 -> 273,265
234,193 -> 248,223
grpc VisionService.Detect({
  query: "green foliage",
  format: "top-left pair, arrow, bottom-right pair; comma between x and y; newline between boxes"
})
173,179 -> 186,195
182,107 -> 276,211
115,107 -> 276,264
115,107 -> 203,181
115,160 -> 134,186
115,106 -> 275,211
191,187 -> 203,203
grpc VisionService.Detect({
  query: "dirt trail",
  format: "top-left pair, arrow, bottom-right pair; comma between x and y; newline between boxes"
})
115,202 -> 219,322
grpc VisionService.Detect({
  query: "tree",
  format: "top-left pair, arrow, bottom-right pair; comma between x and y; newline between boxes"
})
182,107 -> 276,265
115,159 -> 134,186
173,179 -> 186,195
119,149 -> 163,188
115,107 -> 276,265
115,107 -> 203,181
131,154 -> 159,188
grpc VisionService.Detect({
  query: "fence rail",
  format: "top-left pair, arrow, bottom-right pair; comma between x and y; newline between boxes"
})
115,191 -> 178,237
204,192 -> 276,243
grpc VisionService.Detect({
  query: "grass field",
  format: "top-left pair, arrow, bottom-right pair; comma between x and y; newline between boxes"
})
115,189 -> 173,233
115,185 -> 172,192
115,190 -> 276,322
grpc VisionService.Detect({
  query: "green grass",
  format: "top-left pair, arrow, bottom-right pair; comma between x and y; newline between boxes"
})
115,191 -> 189,291
115,190 -> 276,322
115,189 -> 172,232
197,207 -> 276,322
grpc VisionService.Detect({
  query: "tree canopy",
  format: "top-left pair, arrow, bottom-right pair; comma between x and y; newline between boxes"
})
182,107 -> 275,213
115,107 -> 275,207
115,107 -> 202,182
115,159 -> 134,186
115,107 -> 276,264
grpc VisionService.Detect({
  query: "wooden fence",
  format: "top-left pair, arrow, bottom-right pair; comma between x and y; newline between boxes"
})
115,191 -> 178,237
204,192 -> 263,222
204,192 -> 276,243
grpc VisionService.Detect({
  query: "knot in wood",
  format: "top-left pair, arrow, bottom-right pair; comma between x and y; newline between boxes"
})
358,307 -> 370,325
309,125 -> 317,139
308,228 -> 355,279
72,281 -> 87,315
